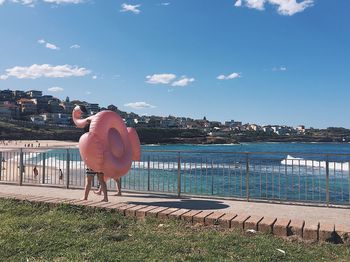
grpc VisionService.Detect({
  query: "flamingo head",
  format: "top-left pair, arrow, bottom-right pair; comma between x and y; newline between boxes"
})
72,104 -> 91,129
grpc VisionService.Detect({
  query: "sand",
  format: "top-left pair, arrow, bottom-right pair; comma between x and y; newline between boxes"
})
0,140 -> 78,152
0,140 -> 81,186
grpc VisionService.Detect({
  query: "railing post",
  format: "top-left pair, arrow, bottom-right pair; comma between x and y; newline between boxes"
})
177,152 -> 181,198
147,155 -> 151,191
246,153 -> 250,201
0,152 -> 2,181
349,161 -> 350,205
211,161 -> 214,195
19,149 -> 24,186
66,149 -> 70,189
326,156 -> 330,207
42,153 -> 46,184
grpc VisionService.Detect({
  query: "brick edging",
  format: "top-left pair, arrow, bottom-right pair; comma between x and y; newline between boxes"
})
1,193 -> 348,244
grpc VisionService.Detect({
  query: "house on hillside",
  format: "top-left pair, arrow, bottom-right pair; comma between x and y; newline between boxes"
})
17,98 -> 37,115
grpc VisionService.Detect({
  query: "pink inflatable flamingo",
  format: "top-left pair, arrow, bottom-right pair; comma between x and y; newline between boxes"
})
72,105 -> 141,180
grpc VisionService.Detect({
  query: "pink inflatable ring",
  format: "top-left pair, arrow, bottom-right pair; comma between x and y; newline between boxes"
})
72,105 -> 141,180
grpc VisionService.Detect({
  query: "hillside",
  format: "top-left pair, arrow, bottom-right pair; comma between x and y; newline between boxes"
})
0,120 -> 236,144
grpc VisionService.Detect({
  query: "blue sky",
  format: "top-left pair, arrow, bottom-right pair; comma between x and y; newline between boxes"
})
0,0 -> 349,128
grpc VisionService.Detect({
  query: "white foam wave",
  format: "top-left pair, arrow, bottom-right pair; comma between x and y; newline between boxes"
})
281,155 -> 349,171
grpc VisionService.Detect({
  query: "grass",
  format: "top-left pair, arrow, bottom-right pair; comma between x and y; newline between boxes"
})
0,199 -> 349,261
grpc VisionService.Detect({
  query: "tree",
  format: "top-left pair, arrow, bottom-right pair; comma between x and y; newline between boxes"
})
65,96 -> 70,102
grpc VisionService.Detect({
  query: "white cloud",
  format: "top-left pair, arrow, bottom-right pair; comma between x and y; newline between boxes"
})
235,0 -> 314,16
160,2 -> 170,6
272,66 -> 287,71
0,64 -> 91,80
217,72 -> 241,80
85,91 -> 91,95
269,0 -> 314,16
246,0 -> 265,10
124,102 -> 156,109
10,0 -> 35,6
43,0 -> 83,4
38,39 -> 60,50
70,44 -> 80,49
92,75 -> 97,80
0,0 -> 83,6
48,86 -> 64,92
45,42 -> 60,50
234,0 -> 242,7
120,3 -> 141,14
146,73 -> 176,84
171,77 -> 195,87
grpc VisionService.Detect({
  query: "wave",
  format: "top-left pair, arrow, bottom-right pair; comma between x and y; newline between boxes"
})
281,155 -> 349,171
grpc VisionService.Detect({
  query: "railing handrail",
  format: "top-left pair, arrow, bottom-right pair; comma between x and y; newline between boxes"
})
2,147 -> 350,157
141,150 -> 350,157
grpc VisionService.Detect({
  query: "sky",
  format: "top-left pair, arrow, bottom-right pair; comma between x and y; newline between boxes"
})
0,0 -> 349,128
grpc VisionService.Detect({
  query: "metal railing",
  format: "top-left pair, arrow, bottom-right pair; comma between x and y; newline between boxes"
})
1,148 -> 350,207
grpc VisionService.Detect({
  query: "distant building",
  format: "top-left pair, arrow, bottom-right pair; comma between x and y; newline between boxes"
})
0,103 -> 12,118
107,104 -> 118,112
3,101 -> 19,118
26,90 -> 43,98
35,95 -> 54,113
137,116 -> 150,127
48,99 -> 63,113
209,121 -> 222,128
249,124 -> 261,131
40,113 -> 70,125
30,115 -> 45,125
0,89 -> 12,101
262,125 -> 274,134
297,125 -> 306,134
60,101 -> 75,114
161,118 -> 179,128
194,119 -> 210,129
225,120 -> 242,129
17,98 -> 37,115
84,102 -> 100,115
12,90 -> 26,99
124,117 -> 137,127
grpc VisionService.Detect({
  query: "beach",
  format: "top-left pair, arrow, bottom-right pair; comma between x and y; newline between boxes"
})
0,140 -> 78,151
0,140 -> 79,186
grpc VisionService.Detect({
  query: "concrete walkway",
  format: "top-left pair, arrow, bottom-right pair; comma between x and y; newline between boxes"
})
1,184 -> 349,243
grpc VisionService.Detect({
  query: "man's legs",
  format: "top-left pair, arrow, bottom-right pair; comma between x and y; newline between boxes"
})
97,173 -> 108,202
82,175 -> 93,200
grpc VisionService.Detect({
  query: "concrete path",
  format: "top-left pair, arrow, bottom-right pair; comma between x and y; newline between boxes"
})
1,184 -> 349,243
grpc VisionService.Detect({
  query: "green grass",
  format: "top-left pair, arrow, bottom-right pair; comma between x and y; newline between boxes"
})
0,199 -> 349,261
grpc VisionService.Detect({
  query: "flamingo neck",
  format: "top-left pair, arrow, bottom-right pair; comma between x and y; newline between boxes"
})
72,108 -> 91,128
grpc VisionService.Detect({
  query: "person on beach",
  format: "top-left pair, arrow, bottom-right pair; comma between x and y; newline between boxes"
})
59,168 -> 63,180
33,166 -> 38,177
82,167 -> 108,202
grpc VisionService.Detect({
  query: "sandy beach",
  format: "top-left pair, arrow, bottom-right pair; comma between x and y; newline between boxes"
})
0,140 -> 82,186
0,140 -> 78,151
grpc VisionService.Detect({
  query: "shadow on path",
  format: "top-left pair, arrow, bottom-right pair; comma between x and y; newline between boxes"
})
128,199 -> 229,210
120,194 -> 186,200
